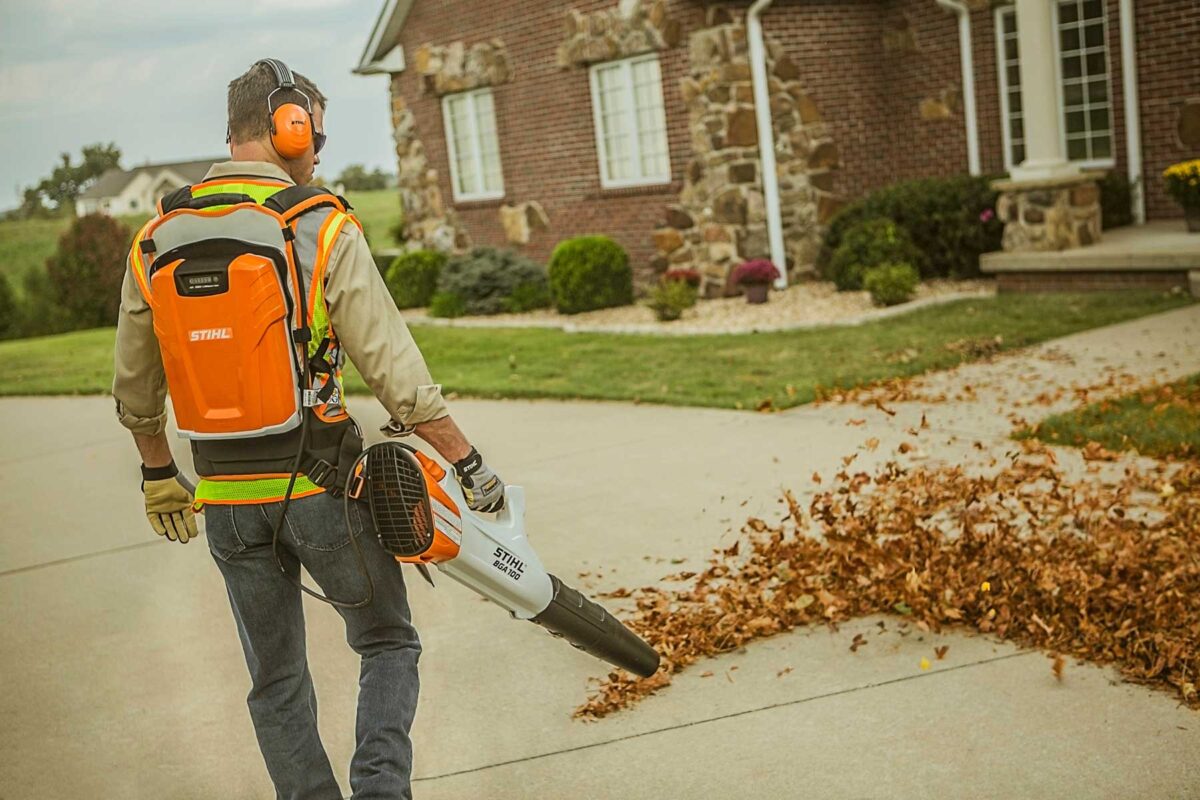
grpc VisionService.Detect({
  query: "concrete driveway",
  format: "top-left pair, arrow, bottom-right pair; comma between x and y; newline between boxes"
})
1,304 -> 1197,799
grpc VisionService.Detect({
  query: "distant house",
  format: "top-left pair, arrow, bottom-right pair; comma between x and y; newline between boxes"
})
75,159 -> 220,217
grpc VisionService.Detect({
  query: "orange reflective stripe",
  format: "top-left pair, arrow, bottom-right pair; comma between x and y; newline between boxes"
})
128,219 -> 155,300
189,177 -> 289,193
280,193 -> 346,223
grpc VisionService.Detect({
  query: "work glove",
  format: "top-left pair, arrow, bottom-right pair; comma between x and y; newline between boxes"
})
452,447 -> 505,513
142,462 -> 199,544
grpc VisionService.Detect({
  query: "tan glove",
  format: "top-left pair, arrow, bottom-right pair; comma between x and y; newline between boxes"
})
142,463 -> 199,544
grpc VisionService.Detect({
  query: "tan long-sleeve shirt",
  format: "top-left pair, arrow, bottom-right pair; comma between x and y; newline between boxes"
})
112,161 -> 449,436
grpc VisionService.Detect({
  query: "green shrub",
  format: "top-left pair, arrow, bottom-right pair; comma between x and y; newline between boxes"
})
44,213 -> 131,330
829,218 -> 925,291
386,250 -> 445,308
1099,171 -> 1133,230
428,291 -> 466,318
547,235 -> 633,315
819,175 -> 1003,279
646,279 -> 698,322
863,262 -> 920,307
435,246 -> 550,316
13,267 -> 74,339
501,281 -> 552,313
0,274 -> 14,339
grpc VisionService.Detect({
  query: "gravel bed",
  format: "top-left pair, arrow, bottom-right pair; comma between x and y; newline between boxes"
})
402,279 -> 997,335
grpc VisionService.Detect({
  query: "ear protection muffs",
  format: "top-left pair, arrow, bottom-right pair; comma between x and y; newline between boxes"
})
258,58 -> 313,160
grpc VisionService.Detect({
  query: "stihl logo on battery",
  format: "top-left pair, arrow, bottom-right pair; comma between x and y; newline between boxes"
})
492,546 -> 525,580
189,327 -> 233,342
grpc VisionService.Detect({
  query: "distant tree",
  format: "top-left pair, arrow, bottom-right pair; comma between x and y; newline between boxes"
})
21,143 -> 122,215
337,163 -> 390,191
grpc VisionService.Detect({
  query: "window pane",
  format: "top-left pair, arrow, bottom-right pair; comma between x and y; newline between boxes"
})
1089,106 -> 1110,132
1007,64 -> 1021,86
1004,37 -> 1018,60
1084,22 -> 1105,47
1011,117 -> 1024,140
1082,0 -> 1102,20
1060,1 -> 1079,23
1067,137 -> 1088,159
1085,51 -> 1106,76
1065,110 -> 1086,133
1063,83 -> 1084,107
1013,143 -> 1026,164
1062,55 -> 1083,79
1009,90 -> 1023,113
1003,11 -> 1016,33
1087,79 -> 1108,102
1060,27 -> 1080,51
1092,135 -> 1111,158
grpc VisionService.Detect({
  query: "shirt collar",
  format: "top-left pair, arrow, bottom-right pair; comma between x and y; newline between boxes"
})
202,161 -> 295,184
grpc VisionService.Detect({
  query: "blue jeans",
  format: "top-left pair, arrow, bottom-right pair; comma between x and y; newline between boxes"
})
205,492 -> 421,800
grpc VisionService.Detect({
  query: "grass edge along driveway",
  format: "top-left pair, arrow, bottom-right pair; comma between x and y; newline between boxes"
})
4,291 -> 1192,410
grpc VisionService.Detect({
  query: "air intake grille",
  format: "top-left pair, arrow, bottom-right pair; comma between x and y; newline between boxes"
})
366,443 -> 435,558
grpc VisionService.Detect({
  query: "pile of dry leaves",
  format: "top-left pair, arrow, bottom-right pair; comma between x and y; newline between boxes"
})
577,442 -> 1199,719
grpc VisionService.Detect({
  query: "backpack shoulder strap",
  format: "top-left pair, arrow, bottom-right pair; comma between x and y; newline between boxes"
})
263,185 -> 348,222
157,185 -> 194,215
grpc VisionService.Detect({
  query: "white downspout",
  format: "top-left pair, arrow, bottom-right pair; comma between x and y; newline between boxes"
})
936,0 -> 981,176
1119,0 -> 1145,224
747,0 -> 787,290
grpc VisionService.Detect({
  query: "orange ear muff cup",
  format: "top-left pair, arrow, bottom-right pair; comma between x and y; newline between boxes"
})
271,103 -> 312,159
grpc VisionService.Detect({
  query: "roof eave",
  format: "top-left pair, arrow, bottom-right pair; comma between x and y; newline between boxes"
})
355,0 -> 414,74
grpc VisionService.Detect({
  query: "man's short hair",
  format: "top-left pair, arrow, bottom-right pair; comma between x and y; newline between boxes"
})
227,62 -> 328,144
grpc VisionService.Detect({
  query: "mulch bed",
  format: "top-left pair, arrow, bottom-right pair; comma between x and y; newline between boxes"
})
576,439 -> 1199,719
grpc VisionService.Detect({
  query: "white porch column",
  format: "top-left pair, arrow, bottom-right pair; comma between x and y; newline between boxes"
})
1010,0 -> 1078,181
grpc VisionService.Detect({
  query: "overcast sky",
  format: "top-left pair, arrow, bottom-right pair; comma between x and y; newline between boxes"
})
0,0 -> 396,211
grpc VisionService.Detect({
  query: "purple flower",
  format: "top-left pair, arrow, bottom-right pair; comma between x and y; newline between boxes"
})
980,208 -> 995,223
731,259 -> 780,286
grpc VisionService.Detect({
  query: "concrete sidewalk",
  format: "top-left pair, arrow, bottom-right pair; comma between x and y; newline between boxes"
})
0,304 -> 1197,799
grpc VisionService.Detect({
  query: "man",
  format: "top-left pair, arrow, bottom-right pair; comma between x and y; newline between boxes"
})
113,60 -> 504,799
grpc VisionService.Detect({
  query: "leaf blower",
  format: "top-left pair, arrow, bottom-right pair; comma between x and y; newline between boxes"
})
344,440 -> 661,679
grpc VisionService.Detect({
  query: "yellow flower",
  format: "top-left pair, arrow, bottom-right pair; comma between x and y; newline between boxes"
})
981,581 -> 991,592
920,657 -> 931,671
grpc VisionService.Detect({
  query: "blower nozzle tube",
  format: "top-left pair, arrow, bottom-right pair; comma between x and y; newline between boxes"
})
530,574 -> 660,678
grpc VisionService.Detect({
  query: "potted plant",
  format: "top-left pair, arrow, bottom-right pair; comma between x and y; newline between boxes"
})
1163,159 -> 1200,232
731,259 -> 780,304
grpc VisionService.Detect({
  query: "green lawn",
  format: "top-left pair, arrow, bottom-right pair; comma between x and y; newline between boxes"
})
4,291 -> 1191,408
1021,373 -> 1200,460
343,189 -> 402,250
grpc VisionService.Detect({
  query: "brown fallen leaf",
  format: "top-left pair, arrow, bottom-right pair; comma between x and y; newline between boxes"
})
700,671 -> 713,678
846,418 -> 867,427
1051,654 -> 1065,682
934,645 -> 950,661
864,438 -> 880,452
776,667 -> 793,677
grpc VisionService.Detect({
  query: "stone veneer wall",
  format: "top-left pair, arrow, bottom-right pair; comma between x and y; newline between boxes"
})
651,11 -> 840,296
994,173 -> 1103,252
391,40 -> 512,252
557,0 -> 682,67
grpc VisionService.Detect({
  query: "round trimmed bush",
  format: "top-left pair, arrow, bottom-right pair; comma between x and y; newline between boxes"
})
863,262 -> 920,307
547,236 -> 633,315
435,246 -> 550,316
386,250 -> 445,309
829,218 -> 925,292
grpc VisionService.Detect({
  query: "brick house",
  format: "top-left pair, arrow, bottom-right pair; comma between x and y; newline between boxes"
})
356,0 -> 1200,294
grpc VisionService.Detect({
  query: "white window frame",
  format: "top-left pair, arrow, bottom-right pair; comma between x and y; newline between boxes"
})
995,6 -> 1025,173
588,54 -> 672,189
995,2 -> 1116,172
441,88 -> 504,203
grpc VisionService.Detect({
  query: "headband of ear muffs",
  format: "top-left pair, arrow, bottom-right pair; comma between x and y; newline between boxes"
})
258,58 -> 313,160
